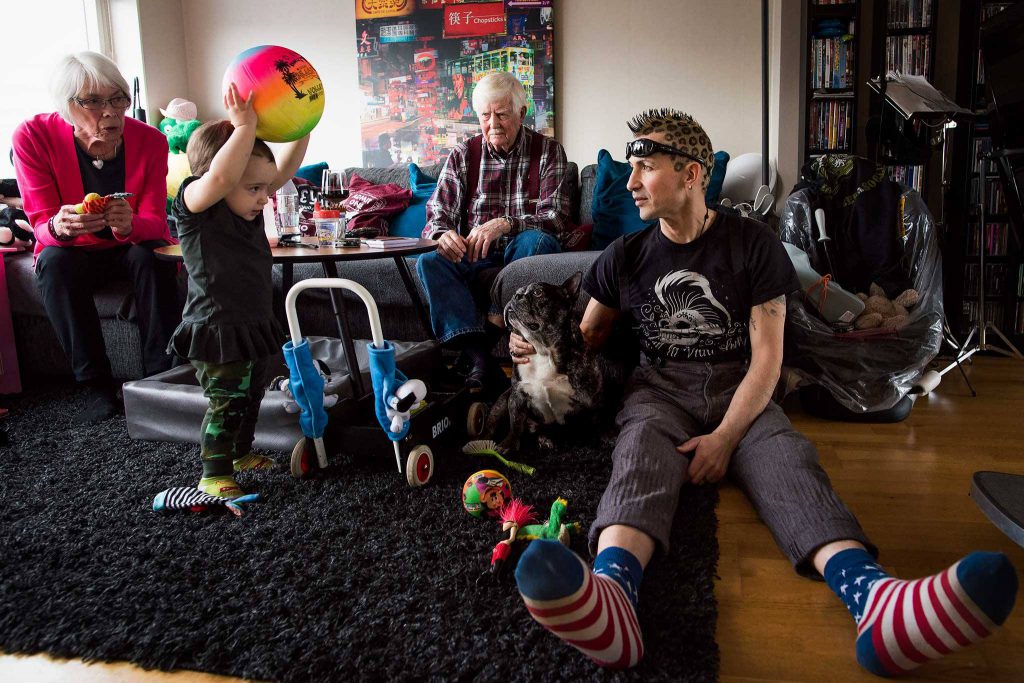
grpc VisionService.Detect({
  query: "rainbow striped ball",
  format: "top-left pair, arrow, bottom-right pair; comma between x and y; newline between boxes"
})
222,45 -> 325,143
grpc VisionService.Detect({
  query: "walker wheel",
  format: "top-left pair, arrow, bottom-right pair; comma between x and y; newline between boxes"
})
406,445 -> 434,487
467,402 -> 488,438
290,437 -> 317,479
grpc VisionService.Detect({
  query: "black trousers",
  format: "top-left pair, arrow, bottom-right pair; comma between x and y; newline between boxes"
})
35,241 -> 181,381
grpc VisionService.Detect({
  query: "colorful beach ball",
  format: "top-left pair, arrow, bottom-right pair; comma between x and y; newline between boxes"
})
222,45 -> 325,143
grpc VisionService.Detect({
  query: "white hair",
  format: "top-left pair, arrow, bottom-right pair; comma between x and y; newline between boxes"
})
471,71 -> 528,115
50,51 -> 131,123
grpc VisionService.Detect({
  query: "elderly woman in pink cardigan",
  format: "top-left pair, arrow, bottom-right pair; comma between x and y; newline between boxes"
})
13,51 -> 179,424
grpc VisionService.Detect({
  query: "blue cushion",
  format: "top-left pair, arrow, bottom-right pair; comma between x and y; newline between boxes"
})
389,164 -> 438,237
295,162 -> 329,185
705,151 -> 730,205
590,149 -> 654,250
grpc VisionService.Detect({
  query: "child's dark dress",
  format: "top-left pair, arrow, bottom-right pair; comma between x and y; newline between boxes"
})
169,176 -> 284,477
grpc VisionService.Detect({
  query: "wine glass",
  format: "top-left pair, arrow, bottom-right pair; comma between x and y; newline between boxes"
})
320,169 -> 348,211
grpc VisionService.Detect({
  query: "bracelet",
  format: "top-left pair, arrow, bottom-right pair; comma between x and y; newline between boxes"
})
48,216 -> 74,242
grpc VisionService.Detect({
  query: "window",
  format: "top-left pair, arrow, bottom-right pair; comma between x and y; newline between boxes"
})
1,2 -> 100,178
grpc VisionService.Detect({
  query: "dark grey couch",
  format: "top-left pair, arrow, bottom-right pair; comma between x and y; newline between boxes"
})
4,161 -> 591,381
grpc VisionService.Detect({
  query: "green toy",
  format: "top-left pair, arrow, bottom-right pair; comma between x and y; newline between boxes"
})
483,497 -> 581,582
160,116 -> 201,213
160,116 -> 202,154
462,439 -> 536,476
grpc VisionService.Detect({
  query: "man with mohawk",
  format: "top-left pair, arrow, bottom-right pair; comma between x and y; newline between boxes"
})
509,109 -> 1017,674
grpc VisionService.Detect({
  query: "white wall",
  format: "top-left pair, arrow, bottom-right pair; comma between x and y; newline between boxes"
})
174,1 -> 783,167
137,0 -> 188,122
556,0 -> 763,170
142,0 -> 803,192
179,0 -> 360,169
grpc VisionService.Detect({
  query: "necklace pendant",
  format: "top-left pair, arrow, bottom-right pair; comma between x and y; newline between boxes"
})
92,158 -> 104,170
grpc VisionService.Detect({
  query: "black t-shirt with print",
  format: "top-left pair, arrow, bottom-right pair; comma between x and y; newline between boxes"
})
583,211 -> 800,364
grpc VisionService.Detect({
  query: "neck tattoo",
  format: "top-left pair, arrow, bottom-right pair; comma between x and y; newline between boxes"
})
92,140 -> 119,170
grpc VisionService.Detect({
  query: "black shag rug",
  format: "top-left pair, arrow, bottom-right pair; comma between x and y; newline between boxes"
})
0,380 -> 719,682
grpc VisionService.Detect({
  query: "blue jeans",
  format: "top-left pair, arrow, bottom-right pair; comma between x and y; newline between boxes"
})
416,230 -> 561,343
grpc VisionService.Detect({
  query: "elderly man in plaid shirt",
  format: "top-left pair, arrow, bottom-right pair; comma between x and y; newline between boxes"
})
416,71 -> 573,392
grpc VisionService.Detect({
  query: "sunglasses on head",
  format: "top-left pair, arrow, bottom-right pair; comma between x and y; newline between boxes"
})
626,138 -> 705,166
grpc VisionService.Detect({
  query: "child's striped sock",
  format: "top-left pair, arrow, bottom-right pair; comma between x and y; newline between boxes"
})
824,548 -> 1018,677
514,540 -> 644,669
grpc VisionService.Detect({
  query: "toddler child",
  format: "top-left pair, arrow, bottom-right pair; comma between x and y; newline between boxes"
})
168,83 -> 309,497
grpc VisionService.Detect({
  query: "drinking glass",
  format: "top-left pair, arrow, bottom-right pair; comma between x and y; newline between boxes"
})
276,194 -> 299,237
320,169 -> 349,236
321,170 -> 348,207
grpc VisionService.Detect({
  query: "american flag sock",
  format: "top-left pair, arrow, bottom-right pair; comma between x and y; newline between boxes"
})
514,539 -> 644,669
824,548 -> 1018,677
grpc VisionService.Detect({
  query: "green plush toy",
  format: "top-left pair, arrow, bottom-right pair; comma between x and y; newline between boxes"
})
160,116 -> 201,155
160,116 -> 201,213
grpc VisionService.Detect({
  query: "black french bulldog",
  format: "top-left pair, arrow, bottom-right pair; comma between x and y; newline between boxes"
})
484,271 -> 620,454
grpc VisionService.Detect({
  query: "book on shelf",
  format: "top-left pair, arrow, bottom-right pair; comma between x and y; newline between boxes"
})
961,299 -> 1006,329
969,178 -> 1008,213
809,99 -> 852,150
965,262 -> 1009,297
362,236 -> 420,249
811,36 -> 855,89
886,164 -> 924,192
886,35 -> 932,79
967,223 -> 1010,257
887,0 -> 933,30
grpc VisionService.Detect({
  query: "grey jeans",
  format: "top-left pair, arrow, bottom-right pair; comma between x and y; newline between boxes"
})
590,359 -> 876,577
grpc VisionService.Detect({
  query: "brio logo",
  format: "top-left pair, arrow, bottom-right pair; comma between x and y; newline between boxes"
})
432,417 -> 450,439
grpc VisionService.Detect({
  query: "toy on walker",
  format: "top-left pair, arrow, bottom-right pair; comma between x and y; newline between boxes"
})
282,278 -> 432,485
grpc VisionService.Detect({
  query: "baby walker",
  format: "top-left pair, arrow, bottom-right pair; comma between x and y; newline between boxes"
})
283,278 -> 483,487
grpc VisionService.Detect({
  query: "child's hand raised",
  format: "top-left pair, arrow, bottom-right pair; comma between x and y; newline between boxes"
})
224,82 -> 257,130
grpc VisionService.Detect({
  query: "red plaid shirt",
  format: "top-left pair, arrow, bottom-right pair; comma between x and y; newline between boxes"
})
423,126 -> 572,240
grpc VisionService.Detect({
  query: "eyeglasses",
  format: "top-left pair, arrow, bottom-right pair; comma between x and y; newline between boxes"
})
626,138 -> 706,167
72,95 -> 131,111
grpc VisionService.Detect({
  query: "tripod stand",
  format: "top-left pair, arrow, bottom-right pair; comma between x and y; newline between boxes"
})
938,149 -> 1024,386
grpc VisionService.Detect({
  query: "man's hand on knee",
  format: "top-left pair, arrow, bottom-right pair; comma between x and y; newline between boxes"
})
677,431 -> 736,485
437,230 -> 468,262
466,218 -> 510,262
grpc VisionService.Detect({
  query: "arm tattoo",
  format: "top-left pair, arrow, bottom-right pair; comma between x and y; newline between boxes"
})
750,295 -> 786,332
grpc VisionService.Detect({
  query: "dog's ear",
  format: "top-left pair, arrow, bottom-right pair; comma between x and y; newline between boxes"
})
561,271 -> 583,303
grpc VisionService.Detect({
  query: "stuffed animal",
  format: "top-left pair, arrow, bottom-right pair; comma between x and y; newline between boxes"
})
482,497 -> 581,583
269,359 -> 343,413
159,98 -> 201,212
0,209 -> 33,250
853,282 -> 920,330
73,192 -> 133,214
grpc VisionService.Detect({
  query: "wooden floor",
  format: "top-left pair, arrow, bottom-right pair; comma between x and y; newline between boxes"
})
3,356 -> 1023,682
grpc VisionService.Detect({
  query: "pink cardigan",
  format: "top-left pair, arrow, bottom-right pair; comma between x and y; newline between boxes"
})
12,112 -> 173,259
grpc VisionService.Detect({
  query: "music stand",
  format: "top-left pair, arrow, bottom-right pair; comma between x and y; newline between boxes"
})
868,73 -> 979,392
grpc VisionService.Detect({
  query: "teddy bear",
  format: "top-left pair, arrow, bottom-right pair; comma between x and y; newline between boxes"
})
853,283 -> 920,330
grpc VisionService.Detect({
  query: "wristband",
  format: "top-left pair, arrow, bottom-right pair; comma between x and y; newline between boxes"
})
48,216 -> 75,242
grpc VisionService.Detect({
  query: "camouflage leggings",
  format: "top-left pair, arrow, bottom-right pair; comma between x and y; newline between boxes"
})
192,356 -> 273,477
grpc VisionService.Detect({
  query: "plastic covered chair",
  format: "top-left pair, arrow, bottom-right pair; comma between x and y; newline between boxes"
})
778,155 -> 944,416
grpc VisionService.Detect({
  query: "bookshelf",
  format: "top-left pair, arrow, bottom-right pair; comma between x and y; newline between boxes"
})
804,1 -> 860,160
869,0 -> 938,194
952,0 -> 1024,345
